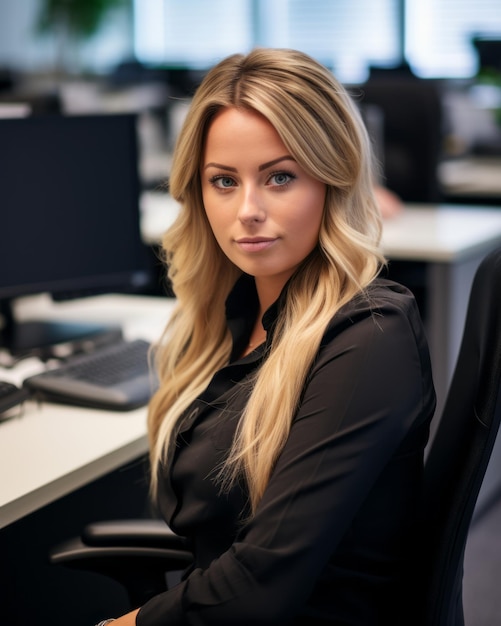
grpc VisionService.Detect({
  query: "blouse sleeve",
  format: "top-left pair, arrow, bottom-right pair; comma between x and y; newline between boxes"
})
137,294 -> 435,625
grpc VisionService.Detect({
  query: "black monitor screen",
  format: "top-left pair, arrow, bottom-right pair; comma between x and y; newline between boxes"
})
0,113 -> 154,358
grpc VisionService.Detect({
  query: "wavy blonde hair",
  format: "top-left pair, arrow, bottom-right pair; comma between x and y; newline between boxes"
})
148,48 -> 385,512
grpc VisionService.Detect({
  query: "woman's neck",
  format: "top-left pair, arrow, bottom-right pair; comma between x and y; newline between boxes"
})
254,275 -> 287,317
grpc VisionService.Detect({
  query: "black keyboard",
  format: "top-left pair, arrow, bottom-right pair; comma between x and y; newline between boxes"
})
23,339 -> 158,411
0,380 -> 30,419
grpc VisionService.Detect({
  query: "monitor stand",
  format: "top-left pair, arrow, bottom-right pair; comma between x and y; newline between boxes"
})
0,299 -> 123,366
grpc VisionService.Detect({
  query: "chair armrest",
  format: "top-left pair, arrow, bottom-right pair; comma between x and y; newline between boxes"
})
49,518 -> 193,606
82,518 -> 191,549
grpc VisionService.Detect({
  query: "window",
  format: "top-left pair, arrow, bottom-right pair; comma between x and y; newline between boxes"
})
406,0 -> 501,78
133,0 -> 399,82
133,0 -> 253,68
257,0 -> 399,83
132,0 -> 501,82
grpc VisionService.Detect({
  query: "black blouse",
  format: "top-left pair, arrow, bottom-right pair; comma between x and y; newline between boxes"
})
137,276 -> 436,626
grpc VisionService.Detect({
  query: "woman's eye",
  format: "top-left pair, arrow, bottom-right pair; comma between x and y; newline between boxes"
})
269,172 -> 295,187
211,176 -> 235,189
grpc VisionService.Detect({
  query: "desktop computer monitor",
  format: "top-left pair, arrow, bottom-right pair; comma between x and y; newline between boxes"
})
0,113 -> 154,361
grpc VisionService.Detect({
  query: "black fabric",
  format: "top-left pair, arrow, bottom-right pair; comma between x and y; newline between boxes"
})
417,247 -> 501,626
137,277 -> 436,625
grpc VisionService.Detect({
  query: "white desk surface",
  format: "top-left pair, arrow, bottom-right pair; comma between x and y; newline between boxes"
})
381,203 -> 501,262
0,294 -> 176,529
439,157 -> 501,197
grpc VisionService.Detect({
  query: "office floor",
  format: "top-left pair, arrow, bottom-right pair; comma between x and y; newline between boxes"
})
464,498 -> 501,625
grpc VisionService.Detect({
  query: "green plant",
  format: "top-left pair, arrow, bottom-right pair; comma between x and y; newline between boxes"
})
37,0 -> 127,39
477,67 -> 501,127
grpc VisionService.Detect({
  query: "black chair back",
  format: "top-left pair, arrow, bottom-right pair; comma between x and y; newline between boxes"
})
420,247 -> 501,625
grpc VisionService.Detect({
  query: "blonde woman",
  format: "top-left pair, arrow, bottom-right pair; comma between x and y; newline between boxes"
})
106,48 -> 435,626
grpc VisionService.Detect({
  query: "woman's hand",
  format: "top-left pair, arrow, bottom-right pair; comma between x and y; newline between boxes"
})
99,608 -> 140,626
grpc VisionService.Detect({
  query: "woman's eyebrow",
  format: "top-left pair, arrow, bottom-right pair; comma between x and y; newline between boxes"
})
258,155 -> 295,171
203,162 -> 237,172
203,155 -> 295,172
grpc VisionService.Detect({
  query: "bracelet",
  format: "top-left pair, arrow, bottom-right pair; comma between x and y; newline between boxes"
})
95,620 -> 115,626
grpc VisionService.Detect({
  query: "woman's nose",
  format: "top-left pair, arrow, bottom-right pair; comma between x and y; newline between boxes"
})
237,185 -> 266,223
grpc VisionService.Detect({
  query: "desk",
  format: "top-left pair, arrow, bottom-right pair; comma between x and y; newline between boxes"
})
439,156 -> 501,200
381,203 -> 501,421
0,294 -> 176,529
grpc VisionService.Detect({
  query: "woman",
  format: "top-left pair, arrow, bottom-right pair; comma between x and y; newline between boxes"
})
104,48 -> 435,626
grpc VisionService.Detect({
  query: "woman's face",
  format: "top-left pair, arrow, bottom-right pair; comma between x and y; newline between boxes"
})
201,107 -> 326,297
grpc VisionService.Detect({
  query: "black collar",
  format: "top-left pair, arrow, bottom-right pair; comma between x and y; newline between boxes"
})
225,274 -> 286,362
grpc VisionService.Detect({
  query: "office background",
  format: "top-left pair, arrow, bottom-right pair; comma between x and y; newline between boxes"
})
1,2 -> 501,625
1,0 -> 501,79
2,0 -> 501,208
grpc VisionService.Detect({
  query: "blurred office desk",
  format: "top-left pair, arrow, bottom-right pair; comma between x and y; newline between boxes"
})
439,156 -> 501,205
0,293 -> 175,530
381,204 -> 501,419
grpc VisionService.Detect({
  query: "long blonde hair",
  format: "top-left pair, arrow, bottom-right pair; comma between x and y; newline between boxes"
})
148,48 -> 385,512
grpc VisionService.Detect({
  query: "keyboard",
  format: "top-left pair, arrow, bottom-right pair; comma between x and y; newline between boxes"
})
0,380 -> 30,419
23,339 -> 158,411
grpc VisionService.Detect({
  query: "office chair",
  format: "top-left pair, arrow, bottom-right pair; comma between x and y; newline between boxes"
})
49,247 -> 501,623
49,517 -> 192,607
416,245 -> 501,625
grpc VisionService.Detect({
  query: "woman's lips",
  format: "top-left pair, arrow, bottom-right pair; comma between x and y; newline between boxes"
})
235,237 -> 278,252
